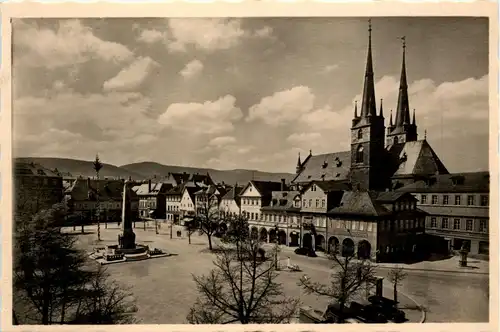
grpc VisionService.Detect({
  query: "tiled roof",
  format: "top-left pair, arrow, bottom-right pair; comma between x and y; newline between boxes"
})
418,205 -> 489,218
389,140 -> 449,177
132,182 -> 171,196
221,185 -> 244,205
304,180 -> 351,193
376,191 -> 416,203
292,151 -> 351,184
67,178 -> 137,201
243,180 -> 284,197
262,191 -> 301,212
166,183 -> 186,195
397,172 -> 489,194
14,161 -> 61,177
328,191 -> 391,217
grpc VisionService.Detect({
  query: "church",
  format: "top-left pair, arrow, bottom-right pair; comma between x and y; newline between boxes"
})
287,21 -> 453,262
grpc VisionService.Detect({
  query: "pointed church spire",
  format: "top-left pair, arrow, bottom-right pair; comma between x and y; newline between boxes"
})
389,109 -> 393,126
360,19 -> 377,118
412,109 -> 416,125
297,152 -> 302,167
354,100 -> 358,118
379,98 -> 384,117
395,36 -> 411,127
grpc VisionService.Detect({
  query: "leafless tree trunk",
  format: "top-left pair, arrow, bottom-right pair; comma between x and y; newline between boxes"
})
195,194 -> 221,251
388,266 -> 407,306
187,238 -> 300,324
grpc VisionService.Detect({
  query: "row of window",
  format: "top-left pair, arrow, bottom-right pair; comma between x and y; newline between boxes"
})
429,217 -> 488,233
378,219 -> 423,232
75,202 -> 120,209
167,205 -> 179,211
139,201 -> 156,209
420,194 -> 488,207
242,198 -> 261,206
302,198 -> 326,209
394,201 -> 417,211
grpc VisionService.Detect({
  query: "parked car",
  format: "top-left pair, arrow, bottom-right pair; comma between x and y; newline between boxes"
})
294,247 -> 317,257
349,301 -> 388,323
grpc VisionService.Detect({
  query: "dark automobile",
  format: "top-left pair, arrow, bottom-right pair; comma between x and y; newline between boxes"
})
349,301 -> 388,323
367,296 -> 406,323
294,247 -> 318,257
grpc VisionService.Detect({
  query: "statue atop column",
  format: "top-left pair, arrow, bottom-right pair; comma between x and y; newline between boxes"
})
119,180 -> 136,249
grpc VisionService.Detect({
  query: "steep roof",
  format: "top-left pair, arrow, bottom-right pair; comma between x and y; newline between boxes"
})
132,182 -> 171,196
397,171 -> 490,194
389,140 -> 449,178
166,183 -> 186,196
418,205 -> 489,218
262,190 -> 301,212
376,191 -> 416,203
328,191 -> 391,217
67,178 -> 137,201
241,180 -> 284,197
303,180 -> 351,193
292,151 -> 351,184
221,185 -> 244,205
14,161 -> 61,178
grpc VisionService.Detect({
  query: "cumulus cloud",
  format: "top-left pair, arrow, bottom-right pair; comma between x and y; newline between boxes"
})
14,19 -> 134,69
167,18 -> 245,52
287,132 -> 322,145
103,57 -> 159,92
247,86 -> 316,126
158,95 -> 243,135
180,59 -> 204,79
208,136 -> 237,147
137,29 -> 167,44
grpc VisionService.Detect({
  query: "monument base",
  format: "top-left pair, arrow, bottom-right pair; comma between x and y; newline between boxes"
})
88,244 -> 170,265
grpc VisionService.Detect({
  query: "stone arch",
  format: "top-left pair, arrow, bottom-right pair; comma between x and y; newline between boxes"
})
278,230 -> 287,245
342,238 -> 355,257
289,232 -> 299,247
357,240 -> 372,260
315,234 -> 325,251
251,227 -> 259,240
259,228 -> 268,242
269,228 -> 277,243
303,233 -> 313,249
328,236 -> 340,253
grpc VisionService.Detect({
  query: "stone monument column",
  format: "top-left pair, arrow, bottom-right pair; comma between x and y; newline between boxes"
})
120,180 -> 136,249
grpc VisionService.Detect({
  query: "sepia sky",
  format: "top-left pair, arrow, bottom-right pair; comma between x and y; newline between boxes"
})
12,17 -> 489,173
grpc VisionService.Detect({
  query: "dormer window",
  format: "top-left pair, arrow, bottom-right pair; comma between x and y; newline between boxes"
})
357,129 -> 363,139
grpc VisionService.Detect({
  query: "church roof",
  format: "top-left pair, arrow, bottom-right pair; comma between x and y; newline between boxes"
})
389,140 -> 449,178
292,151 -> 351,184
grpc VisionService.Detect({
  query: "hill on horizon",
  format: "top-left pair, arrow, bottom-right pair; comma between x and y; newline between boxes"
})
16,157 -> 295,185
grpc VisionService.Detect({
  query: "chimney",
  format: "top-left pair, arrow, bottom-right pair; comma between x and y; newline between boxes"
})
281,178 -> 286,191
148,179 -> 152,192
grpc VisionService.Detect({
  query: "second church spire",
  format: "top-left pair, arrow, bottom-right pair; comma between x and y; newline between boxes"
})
360,19 -> 378,118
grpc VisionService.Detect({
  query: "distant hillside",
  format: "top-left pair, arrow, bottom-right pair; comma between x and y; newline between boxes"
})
16,157 -> 144,180
16,158 -> 295,184
120,162 -> 295,185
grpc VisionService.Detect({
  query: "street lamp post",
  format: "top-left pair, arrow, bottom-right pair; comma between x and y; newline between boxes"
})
93,154 -> 103,242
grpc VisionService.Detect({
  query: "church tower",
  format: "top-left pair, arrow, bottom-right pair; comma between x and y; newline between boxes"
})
350,20 -> 386,191
386,37 -> 418,146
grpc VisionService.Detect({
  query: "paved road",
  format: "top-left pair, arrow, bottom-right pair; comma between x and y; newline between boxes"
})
67,224 -> 490,323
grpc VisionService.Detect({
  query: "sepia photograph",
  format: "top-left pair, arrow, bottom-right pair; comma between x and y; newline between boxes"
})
1,3 -> 497,329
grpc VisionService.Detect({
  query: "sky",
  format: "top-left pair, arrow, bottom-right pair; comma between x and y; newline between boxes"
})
12,17 -> 489,173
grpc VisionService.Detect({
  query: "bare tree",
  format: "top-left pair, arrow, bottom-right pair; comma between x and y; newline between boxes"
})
187,238 -> 300,324
195,192 -> 221,251
184,218 -> 199,244
387,266 -> 407,306
298,244 -> 376,322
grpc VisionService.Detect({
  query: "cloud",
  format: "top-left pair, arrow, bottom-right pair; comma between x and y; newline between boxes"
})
137,29 -> 167,44
287,132 -> 322,145
179,59 -> 204,79
158,95 -> 243,135
247,86 -> 316,126
14,19 -> 134,69
253,26 -> 274,38
208,136 -> 237,147
322,64 -> 339,74
103,57 -> 159,92
167,18 -> 245,52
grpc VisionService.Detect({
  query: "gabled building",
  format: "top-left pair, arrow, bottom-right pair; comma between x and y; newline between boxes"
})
179,186 -> 198,220
219,184 -> 244,219
194,184 -> 227,215
397,172 -> 490,257
132,180 -> 172,219
240,179 -> 285,225
165,184 -> 185,223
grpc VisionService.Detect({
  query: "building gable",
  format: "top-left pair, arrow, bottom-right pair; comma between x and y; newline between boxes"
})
391,140 -> 449,178
240,182 -> 262,198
